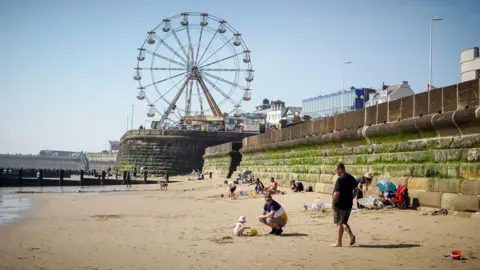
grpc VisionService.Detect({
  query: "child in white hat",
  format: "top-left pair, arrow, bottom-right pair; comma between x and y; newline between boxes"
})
233,216 -> 249,236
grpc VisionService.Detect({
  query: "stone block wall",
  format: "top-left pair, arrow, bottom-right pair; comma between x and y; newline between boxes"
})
203,142 -> 242,178
116,129 -> 249,175
203,79 -> 480,212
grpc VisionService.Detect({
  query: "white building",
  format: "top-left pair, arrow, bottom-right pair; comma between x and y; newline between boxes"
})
364,81 -> 414,107
266,104 -> 283,127
461,47 -> 480,82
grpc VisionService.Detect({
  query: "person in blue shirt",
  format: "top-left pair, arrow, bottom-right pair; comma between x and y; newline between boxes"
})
258,194 -> 288,235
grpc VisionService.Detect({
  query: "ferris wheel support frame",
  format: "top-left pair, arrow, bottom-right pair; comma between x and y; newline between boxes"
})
197,76 -> 222,116
158,76 -> 190,125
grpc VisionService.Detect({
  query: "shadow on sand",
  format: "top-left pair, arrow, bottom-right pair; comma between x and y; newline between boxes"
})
279,233 -> 309,237
357,244 -> 421,249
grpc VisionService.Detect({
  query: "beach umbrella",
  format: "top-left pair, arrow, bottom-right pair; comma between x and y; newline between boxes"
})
376,180 -> 397,193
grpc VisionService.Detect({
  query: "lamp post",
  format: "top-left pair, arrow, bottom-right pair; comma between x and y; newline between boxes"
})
342,61 -> 352,113
131,105 -> 134,130
429,17 -> 442,91
429,17 -> 442,114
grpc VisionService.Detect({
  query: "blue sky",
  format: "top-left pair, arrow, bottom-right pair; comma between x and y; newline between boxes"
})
0,0 -> 479,154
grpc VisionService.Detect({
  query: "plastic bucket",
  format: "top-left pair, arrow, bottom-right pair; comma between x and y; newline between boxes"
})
451,250 -> 461,260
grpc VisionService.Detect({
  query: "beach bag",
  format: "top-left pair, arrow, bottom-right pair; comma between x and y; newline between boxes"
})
307,186 -> 313,192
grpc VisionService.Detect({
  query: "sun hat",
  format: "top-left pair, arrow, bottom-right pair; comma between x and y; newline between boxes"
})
364,172 -> 373,179
238,216 -> 246,222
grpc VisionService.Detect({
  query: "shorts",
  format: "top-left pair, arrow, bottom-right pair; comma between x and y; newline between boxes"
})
230,186 -> 237,193
333,208 -> 352,225
259,217 -> 287,228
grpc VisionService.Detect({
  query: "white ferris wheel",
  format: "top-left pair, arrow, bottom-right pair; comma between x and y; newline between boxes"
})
133,12 -> 254,127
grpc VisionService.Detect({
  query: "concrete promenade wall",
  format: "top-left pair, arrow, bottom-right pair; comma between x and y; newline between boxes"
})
87,154 -> 117,170
116,129 -> 251,175
0,155 -> 84,170
204,79 -> 480,212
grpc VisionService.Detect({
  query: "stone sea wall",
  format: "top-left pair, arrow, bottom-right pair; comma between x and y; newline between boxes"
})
116,129 -> 250,175
204,79 -> 480,212
203,142 -> 242,177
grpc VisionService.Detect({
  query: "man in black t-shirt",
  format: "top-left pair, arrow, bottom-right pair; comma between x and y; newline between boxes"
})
331,163 -> 358,247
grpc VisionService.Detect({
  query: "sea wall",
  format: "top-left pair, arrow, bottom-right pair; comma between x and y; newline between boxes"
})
204,79 -> 480,212
87,153 -> 117,170
0,155 -> 84,170
116,129 -> 250,175
203,142 -> 243,177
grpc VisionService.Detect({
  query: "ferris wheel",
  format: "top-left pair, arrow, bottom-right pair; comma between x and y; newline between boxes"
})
133,12 -> 254,126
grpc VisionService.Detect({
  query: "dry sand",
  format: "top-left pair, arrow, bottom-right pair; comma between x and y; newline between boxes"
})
1,176 -> 479,270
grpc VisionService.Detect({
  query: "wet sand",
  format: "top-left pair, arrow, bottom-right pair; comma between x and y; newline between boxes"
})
0,176 -> 479,270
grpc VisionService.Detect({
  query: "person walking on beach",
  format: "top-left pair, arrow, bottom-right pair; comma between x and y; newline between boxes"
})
331,163 -> 358,247
259,194 -> 288,235
125,172 -> 132,187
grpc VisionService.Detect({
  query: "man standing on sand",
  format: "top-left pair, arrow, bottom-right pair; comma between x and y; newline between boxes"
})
331,163 -> 358,247
259,194 -> 288,235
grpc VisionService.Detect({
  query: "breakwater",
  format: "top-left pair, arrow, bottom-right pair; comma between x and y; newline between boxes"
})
204,79 -> 480,213
116,129 -> 251,175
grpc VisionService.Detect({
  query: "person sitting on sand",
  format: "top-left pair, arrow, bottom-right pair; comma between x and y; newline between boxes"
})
250,178 -> 265,194
290,180 -> 304,192
240,170 -> 253,184
259,194 -> 287,235
265,177 -> 278,193
224,180 -> 236,200
233,216 -> 250,236
356,172 -> 373,208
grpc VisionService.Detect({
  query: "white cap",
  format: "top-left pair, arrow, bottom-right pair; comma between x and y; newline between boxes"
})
238,216 -> 246,222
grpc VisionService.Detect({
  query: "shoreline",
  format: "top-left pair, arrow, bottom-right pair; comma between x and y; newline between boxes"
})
1,176 -> 479,270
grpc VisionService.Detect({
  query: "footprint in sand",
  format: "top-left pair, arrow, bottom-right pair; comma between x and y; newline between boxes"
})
91,214 -> 123,221
210,236 -> 234,244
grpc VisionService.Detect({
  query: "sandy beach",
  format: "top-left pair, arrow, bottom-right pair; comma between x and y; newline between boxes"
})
1,176 -> 480,270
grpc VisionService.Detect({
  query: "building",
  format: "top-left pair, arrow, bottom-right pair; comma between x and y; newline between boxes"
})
266,105 -> 302,127
254,99 -> 285,113
364,81 -> 414,107
282,107 -> 302,122
109,141 -> 120,153
253,99 -> 296,127
461,47 -> 480,82
302,88 -> 375,119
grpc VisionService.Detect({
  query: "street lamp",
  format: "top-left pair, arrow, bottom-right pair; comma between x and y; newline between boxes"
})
342,61 -> 352,113
131,104 -> 134,130
429,17 -> 442,92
